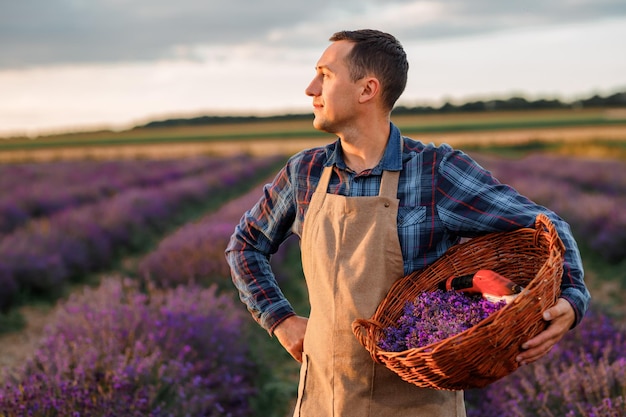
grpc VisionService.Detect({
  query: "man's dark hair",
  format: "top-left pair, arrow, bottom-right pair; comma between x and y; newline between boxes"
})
329,29 -> 408,111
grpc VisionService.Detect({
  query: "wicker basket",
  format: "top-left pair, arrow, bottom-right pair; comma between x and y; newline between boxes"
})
352,214 -> 565,391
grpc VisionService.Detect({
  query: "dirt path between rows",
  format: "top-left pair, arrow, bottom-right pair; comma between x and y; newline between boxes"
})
0,305 -> 54,372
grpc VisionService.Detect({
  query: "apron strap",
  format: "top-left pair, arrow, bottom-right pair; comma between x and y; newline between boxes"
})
379,170 -> 400,199
379,135 -> 402,199
309,166 -> 334,212
316,166 -> 334,195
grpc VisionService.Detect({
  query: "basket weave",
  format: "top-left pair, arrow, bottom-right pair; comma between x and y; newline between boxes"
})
352,214 -> 565,391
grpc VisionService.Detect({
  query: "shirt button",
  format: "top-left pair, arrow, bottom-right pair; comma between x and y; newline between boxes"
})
384,202 -> 390,207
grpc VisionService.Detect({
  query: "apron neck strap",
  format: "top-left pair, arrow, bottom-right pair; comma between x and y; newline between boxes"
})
379,170 -> 399,199
317,165 -> 334,195
379,135 -> 402,199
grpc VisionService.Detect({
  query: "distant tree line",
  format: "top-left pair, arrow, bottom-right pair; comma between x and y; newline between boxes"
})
139,90 -> 626,129
393,91 -> 626,115
139,113 -> 312,129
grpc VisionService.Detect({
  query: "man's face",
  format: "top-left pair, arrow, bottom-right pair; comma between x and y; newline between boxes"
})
305,40 -> 362,134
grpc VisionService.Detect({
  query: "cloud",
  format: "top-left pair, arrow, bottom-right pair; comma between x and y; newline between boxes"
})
0,0 -> 326,67
1,0 -> 624,136
2,15 -> 624,137
1,0 -> 625,68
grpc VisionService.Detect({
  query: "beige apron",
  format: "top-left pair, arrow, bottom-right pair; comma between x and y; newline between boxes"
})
294,165 -> 465,417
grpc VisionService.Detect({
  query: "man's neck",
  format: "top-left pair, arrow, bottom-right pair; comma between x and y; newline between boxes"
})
339,117 -> 390,173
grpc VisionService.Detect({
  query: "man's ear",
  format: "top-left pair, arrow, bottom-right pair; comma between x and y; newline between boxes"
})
358,77 -> 380,104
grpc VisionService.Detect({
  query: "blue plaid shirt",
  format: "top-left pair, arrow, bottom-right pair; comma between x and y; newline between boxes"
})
226,123 -> 589,334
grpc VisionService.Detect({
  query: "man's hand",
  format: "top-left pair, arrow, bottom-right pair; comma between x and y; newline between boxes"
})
516,298 -> 575,365
273,315 -> 308,363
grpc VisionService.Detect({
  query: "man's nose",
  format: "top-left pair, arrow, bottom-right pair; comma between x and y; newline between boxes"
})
305,78 -> 320,97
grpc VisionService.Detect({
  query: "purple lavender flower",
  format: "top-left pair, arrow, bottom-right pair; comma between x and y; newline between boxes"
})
465,307 -> 626,417
0,278 -> 257,416
0,157 -> 230,236
379,290 -> 506,352
136,158 -> 291,288
0,154 -> 283,298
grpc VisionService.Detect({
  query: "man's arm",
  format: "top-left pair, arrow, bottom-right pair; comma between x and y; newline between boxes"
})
436,148 -> 590,326
435,148 -> 590,363
225,165 -> 299,334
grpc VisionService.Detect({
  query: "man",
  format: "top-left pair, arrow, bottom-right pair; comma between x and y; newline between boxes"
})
225,29 -> 589,417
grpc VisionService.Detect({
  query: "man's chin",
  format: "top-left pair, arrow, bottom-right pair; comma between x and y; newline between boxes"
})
312,118 -> 331,134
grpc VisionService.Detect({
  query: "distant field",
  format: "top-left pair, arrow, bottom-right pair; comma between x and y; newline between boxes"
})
1,108 -> 625,162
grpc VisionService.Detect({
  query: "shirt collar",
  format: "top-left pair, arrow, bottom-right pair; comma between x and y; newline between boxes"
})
324,122 -> 403,173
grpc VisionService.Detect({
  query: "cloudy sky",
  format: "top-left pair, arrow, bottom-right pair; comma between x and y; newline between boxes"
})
1,0 -> 625,137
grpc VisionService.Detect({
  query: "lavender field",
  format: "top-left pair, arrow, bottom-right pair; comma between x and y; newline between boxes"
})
0,154 -> 283,313
468,152 -> 626,416
0,279 -> 257,416
0,147 -> 624,416
0,157 -> 232,235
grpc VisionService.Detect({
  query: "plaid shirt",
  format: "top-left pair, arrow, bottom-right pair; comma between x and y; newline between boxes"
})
226,123 -> 589,334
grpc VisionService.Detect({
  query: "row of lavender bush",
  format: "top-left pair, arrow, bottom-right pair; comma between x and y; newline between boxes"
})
0,154 -> 283,312
489,153 -> 626,196
136,181 -> 268,288
0,278 -> 257,417
135,174 -> 300,292
474,153 -> 626,263
466,306 -> 626,416
0,157 -> 230,235
0,167 -> 297,416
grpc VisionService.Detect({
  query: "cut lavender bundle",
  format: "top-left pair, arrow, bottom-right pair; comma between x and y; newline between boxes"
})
379,289 -> 506,352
